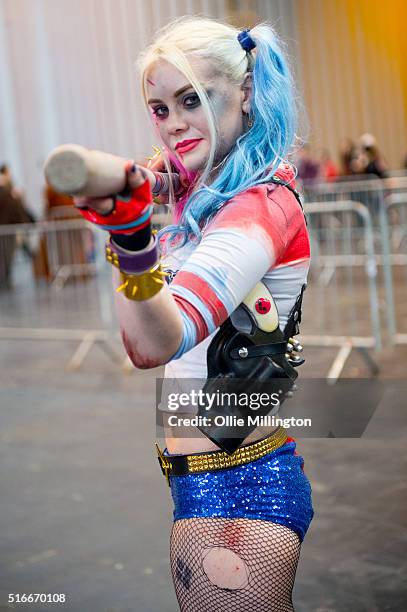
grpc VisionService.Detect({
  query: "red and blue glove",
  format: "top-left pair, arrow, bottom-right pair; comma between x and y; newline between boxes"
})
76,162 -> 153,235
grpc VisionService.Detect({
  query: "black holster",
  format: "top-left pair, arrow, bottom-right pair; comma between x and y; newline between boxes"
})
197,285 -> 306,454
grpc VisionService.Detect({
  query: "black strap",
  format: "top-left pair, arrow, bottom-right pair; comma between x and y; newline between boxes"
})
230,341 -> 287,360
283,283 -> 306,339
269,175 -> 303,207
112,223 -> 151,251
157,454 -> 189,477
268,175 -> 307,225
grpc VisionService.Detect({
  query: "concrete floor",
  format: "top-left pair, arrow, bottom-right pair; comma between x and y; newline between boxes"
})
1,278 -> 407,611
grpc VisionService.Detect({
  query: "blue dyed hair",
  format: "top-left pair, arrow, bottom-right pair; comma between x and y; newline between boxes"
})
144,21 -> 298,252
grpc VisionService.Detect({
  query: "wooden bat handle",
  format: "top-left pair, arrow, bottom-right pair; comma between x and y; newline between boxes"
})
44,144 -> 182,198
44,144 -> 127,197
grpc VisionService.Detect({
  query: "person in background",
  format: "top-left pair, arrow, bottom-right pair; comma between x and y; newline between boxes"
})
0,164 -> 33,288
353,133 -> 388,179
338,138 -> 357,176
318,148 -> 338,182
361,133 -> 389,178
0,163 -> 35,220
295,143 -> 320,187
33,183 -> 92,283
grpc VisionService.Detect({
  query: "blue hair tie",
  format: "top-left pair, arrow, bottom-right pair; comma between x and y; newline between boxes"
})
237,29 -> 256,52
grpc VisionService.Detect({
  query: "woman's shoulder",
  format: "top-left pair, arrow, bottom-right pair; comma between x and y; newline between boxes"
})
205,164 -> 303,234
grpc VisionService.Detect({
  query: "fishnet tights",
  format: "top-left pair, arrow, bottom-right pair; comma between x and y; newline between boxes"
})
170,517 -> 301,612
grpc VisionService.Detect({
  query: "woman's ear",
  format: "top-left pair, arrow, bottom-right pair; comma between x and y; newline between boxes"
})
241,72 -> 253,114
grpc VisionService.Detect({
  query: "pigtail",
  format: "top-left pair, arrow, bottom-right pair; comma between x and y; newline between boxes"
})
248,24 -> 297,176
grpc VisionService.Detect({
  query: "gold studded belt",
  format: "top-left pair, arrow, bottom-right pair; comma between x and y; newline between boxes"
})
155,426 -> 288,485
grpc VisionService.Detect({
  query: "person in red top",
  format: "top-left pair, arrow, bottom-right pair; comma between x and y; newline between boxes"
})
319,148 -> 339,182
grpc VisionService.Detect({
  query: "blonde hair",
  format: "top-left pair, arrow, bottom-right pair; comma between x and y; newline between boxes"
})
137,17 -> 299,252
137,16 -> 254,195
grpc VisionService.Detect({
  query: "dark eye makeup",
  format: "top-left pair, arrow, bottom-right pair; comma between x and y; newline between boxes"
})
183,93 -> 201,108
152,106 -> 168,119
150,88 -> 208,120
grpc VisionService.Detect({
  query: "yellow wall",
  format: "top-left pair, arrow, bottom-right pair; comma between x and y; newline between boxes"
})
295,0 -> 407,168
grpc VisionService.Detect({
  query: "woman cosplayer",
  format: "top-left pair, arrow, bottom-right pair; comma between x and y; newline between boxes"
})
76,17 -> 314,612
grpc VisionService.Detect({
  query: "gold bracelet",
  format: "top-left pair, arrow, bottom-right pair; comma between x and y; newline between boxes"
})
115,263 -> 167,301
106,235 -> 169,301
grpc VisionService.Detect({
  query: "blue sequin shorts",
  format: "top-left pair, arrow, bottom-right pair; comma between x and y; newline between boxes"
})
168,439 -> 314,542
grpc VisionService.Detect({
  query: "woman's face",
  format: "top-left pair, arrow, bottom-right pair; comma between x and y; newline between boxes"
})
145,57 -> 247,173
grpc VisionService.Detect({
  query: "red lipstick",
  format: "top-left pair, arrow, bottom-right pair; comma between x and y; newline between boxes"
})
175,138 -> 202,154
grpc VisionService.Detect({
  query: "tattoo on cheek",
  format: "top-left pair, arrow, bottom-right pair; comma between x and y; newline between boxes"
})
175,557 -> 192,590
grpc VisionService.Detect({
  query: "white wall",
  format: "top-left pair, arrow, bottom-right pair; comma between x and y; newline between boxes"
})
0,0 -> 296,216
0,0 -> 226,213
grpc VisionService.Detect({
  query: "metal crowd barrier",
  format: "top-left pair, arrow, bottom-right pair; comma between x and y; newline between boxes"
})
0,219 -> 125,370
1,176 -> 407,376
304,176 -> 407,343
302,200 -> 381,381
384,191 -> 407,346
304,175 -> 407,231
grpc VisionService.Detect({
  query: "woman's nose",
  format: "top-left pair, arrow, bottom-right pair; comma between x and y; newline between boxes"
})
167,110 -> 188,135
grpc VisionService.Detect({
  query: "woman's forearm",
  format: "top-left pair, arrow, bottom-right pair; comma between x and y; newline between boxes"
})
112,267 -> 184,369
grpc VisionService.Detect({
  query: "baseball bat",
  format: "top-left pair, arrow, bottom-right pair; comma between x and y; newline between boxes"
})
44,144 -> 180,197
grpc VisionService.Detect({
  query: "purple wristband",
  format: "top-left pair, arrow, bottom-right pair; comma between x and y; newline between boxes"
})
106,234 -> 159,273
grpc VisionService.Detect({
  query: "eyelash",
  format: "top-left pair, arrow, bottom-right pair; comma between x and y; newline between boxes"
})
152,93 -> 201,120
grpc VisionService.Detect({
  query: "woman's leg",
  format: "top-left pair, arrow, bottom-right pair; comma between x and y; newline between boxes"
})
170,517 -> 301,612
